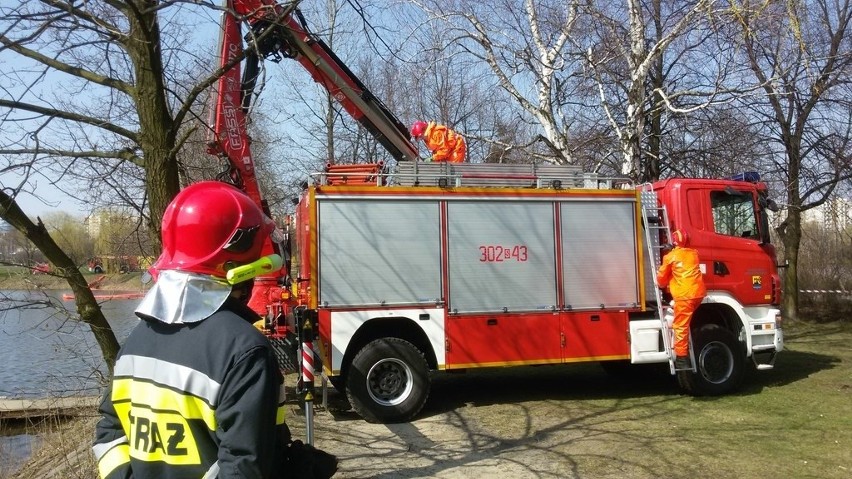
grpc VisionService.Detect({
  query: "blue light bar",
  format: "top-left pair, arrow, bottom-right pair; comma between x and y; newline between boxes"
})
730,171 -> 760,182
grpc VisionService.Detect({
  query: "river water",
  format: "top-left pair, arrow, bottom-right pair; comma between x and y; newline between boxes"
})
0,289 -> 141,475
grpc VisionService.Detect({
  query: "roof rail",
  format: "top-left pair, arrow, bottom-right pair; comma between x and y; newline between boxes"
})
395,162 -> 625,189
312,162 -> 629,189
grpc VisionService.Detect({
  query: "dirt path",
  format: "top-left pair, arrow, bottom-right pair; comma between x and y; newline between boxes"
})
296,365 -> 686,479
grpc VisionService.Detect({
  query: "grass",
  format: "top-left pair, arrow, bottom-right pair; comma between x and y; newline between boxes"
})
0,266 -> 27,280
666,320 -> 850,479
1,415 -> 97,479
0,269 -> 145,291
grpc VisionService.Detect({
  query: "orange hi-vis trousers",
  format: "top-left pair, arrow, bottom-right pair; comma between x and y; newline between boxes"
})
673,298 -> 703,357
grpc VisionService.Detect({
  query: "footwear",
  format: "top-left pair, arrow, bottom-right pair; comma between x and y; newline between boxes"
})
675,356 -> 691,370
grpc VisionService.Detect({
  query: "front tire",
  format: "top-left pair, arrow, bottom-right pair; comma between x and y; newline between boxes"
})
346,338 -> 430,423
678,325 -> 745,396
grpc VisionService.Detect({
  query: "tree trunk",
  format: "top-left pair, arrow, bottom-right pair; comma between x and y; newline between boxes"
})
623,0 -> 647,180
780,209 -> 801,321
779,139 -> 802,321
0,191 -> 121,372
643,0 -> 664,183
125,1 -> 180,241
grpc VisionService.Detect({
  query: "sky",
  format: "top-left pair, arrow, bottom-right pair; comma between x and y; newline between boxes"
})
14,186 -> 89,219
0,168 -> 91,219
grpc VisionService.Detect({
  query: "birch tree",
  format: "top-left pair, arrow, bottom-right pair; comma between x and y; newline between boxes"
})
413,0 -> 583,164
583,0 -> 716,180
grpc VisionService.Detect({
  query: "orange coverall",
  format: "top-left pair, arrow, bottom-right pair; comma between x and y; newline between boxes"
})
656,245 -> 707,357
423,122 -> 466,163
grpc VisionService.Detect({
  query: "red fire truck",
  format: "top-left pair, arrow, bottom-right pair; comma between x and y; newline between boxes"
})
288,163 -> 784,423
210,1 -> 784,424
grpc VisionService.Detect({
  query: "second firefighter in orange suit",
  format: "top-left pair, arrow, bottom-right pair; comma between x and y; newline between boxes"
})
656,230 -> 707,368
410,121 -> 466,163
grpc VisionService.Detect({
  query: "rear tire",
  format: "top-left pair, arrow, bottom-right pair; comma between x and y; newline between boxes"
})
678,325 -> 744,396
346,338 -> 430,423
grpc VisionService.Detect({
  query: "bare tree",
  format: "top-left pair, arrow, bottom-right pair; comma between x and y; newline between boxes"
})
662,105 -> 775,178
0,0 -> 302,368
583,0 -> 718,179
729,0 -> 852,319
258,0 -> 398,172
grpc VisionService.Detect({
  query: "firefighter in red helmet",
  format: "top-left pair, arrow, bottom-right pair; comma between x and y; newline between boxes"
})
93,181 -> 313,478
410,120 -> 467,163
656,229 -> 707,370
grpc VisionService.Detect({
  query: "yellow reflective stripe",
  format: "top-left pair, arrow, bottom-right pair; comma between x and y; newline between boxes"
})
97,443 -> 130,479
276,404 -> 286,425
112,378 -> 216,430
276,384 -> 286,425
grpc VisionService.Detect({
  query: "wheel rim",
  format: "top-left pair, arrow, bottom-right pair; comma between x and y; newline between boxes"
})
365,358 -> 413,406
697,340 -> 734,385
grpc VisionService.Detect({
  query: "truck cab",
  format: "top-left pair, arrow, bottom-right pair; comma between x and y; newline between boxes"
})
654,175 -> 782,308
651,174 -> 784,380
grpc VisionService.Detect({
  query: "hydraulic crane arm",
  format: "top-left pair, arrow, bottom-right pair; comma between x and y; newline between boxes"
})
209,0 -> 418,181
207,0 -> 419,324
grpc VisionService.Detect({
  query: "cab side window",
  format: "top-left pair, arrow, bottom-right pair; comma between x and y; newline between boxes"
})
711,190 -> 758,238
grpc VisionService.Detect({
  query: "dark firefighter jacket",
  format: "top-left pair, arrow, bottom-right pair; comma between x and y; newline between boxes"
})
93,297 -> 289,479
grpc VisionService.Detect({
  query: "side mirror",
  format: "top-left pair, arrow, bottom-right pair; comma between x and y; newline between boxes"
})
758,194 -> 780,212
767,198 -> 779,212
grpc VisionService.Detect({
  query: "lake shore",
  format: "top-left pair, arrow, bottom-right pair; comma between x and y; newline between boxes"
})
0,271 -> 147,293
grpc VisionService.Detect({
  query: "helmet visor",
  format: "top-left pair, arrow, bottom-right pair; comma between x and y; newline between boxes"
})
223,225 -> 261,253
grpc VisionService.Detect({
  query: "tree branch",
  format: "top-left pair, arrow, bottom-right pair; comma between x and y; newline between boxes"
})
0,147 -> 143,167
0,98 -> 138,142
0,34 -> 134,95
42,0 -> 126,42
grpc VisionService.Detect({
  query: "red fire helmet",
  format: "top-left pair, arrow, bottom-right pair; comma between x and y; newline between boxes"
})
152,181 -> 275,278
410,121 -> 428,138
672,229 -> 689,247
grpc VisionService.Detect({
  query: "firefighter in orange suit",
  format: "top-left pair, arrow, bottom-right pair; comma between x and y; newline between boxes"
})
656,230 -> 707,369
410,120 -> 466,163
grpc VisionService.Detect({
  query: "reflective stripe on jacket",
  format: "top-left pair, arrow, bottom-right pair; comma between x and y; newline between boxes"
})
93,298 -> 288,479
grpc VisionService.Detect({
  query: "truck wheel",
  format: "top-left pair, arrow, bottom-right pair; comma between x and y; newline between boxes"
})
678,325 -> 744,396
345,338 -> 430,423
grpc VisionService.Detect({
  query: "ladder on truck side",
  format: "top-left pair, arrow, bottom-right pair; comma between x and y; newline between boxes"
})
639,187 -> 695,374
